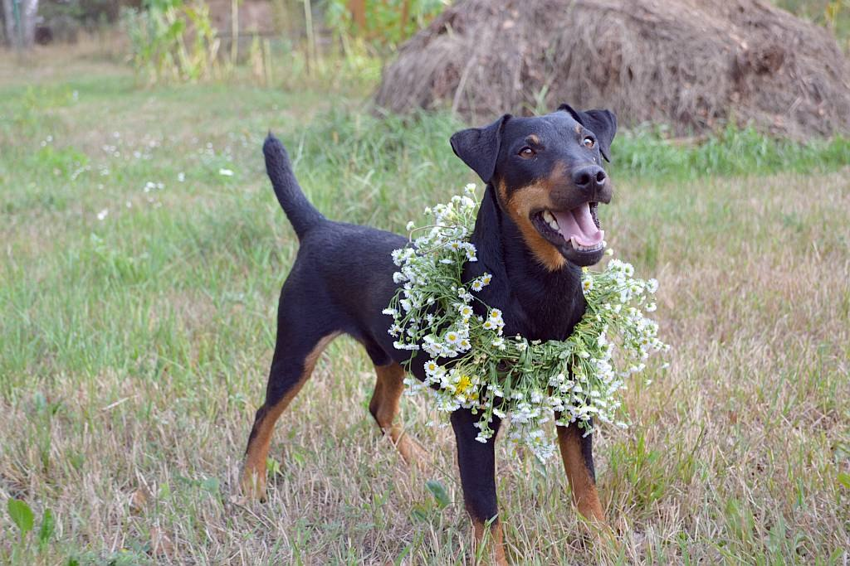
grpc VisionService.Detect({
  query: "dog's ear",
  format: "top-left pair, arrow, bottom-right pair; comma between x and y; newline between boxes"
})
558,104 -> 617,162
450,114 -> 511,183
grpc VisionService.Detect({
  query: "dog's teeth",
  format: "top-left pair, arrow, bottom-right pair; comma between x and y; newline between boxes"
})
542,211 -> 559,231
570,237 -> 603,252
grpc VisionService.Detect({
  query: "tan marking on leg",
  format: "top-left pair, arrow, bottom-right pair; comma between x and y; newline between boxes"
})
370,362 -> 429,465
472,518 -> 508,566
241,333 -> 339,499
557,425 -> 605,523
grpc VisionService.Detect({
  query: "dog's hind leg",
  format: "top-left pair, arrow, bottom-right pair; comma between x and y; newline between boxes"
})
241,325 -> 339,500
369,362 -> 428,466
556,423 -> 606,523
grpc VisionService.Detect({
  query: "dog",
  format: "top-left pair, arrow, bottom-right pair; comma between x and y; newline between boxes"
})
242,104 -> 617,564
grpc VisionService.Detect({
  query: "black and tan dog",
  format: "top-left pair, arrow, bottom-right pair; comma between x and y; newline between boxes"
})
242,104 -> 617,563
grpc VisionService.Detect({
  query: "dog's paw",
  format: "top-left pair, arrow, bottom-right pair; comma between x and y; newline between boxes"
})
240,468 -> 268,502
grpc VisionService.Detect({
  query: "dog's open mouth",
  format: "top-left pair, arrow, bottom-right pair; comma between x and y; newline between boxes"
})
531,202 -> 604,254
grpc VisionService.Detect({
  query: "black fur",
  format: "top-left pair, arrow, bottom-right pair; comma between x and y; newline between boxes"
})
558,104 -> 618,162
450,114 -> 511,183
249,104 -> 618,538
263,135 -> 326,239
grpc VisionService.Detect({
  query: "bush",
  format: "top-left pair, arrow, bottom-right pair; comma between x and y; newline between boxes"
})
325,0 -> 448,51
121,0 -> 220,84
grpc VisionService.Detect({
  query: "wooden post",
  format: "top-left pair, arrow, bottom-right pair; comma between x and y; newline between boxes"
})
400,0 -> 410,40
349,0 -> 366,31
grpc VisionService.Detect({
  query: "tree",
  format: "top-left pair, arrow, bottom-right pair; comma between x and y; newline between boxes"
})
2,0 -> 38,48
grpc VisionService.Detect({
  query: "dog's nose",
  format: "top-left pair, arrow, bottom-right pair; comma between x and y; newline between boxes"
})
572,165 -> 607,193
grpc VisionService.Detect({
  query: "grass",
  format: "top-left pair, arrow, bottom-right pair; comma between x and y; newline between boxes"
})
774,0 -> 850,51
1,52 -> 849,565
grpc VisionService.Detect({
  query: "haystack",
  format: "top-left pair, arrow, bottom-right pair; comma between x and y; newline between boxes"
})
374,0 -> 850,138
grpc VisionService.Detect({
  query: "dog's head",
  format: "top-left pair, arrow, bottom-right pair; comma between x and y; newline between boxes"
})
451,104 -> 617,270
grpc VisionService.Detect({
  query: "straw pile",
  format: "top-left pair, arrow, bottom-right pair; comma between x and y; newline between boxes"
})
375,0 -> 850,138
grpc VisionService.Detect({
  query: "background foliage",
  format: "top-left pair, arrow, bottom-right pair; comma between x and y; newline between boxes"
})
121,0 -> 219,84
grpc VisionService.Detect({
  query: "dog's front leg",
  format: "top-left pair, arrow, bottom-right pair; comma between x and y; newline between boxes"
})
451,409 -> 507,565
556,422 -> 605,523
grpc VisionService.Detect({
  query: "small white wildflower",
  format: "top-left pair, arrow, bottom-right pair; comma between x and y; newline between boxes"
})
457,304 -> 474,319
97,209 -> 109,220
647,278 -> 659,293
219,168 -> 234,177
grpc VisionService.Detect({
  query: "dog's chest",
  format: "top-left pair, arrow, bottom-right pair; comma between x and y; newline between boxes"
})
509,290 -> 584,341
476,275 -> 586,342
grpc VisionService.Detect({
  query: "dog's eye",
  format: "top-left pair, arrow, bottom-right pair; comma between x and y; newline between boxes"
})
583,136 -> 595,149
518,147 -> 535,158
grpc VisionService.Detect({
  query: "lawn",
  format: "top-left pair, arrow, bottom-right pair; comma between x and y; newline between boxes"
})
1,50 -> 849,565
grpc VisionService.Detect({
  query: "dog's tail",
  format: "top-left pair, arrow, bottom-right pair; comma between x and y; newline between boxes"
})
263,133 -> 325,239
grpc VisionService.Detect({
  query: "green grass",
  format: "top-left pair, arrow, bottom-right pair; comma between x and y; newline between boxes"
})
1,56 -> 849,565
775,0 -> 850,50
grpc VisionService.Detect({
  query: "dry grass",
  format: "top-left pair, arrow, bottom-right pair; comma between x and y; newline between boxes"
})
375,0 -> 850,139
1,56 -> 849,565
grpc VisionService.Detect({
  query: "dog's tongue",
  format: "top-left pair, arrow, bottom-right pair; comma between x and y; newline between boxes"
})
553,204 -> 604,246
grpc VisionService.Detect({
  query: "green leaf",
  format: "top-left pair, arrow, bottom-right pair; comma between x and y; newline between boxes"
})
838,472 -> 850,489
410,505 -> 429,522
266,457 -> 282,476
425,480 -> 450,509
38,508 -> 55,546
7,498 -> 35,537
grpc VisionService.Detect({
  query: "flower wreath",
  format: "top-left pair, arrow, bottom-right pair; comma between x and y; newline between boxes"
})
384,184 -> 667,461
